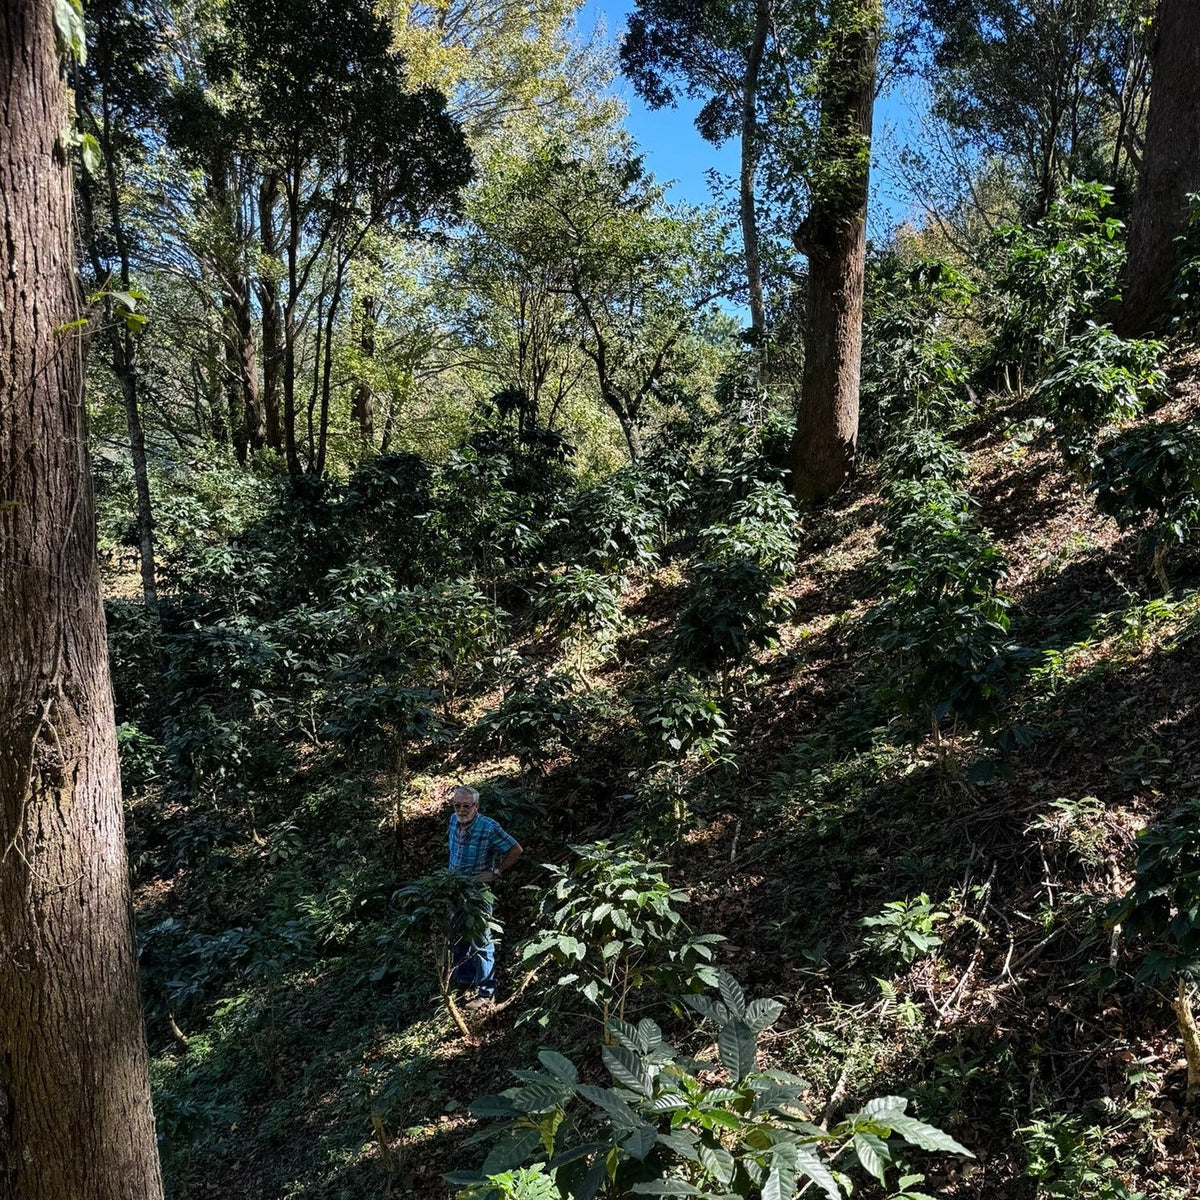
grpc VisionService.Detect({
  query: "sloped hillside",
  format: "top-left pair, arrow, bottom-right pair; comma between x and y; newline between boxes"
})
113,342 -> 1200,1200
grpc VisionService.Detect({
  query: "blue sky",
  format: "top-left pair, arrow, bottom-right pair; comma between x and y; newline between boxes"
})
576,1 -> 924,240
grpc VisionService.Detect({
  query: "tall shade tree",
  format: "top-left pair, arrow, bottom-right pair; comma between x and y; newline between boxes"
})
453,147 -> 588,437
168,0 -> 472,477
490,138 -> 735,460
384,0 -> 609,139
75,0 -> 165,610
622,0 -> 776,338
918,0 -> 1153,217
0,0 -> 164,1195
1117,0 -> 1200,334
790,0 -> 882,502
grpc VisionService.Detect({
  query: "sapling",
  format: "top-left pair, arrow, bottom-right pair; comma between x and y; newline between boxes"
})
391,869 -> 499,1037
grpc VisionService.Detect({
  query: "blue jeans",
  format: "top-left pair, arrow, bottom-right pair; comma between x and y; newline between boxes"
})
451,931 -> 496,997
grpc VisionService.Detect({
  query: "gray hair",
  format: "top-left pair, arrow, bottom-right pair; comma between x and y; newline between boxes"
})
451,785 -> 479,804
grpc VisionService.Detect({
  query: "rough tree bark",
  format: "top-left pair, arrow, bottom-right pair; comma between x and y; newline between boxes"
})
1116,0 -> 1200,336
790,0 -> 880,503
0,2 -> 164,1196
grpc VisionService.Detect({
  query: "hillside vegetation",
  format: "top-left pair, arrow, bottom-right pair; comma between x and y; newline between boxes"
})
103,185 -> 1200,1200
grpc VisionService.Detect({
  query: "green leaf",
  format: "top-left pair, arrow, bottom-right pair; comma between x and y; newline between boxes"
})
853,1132 -> 891,1184
698,1142 -> 735,1185
482,1125 -> 544,1175
763,1142 -> 797,1200
630,1181 -> 705,1196
682,993 -> 729,1024
704,1109 -> 744,1131
79,132 -> 101,176
538,1049 -> 579,1085
657,1129 -> 701,1161
794,1144 -> 842,1200
717,972 -> 746,1018
717,1017 -> 757,1082
442,1169 -> 489,1185
511,1081 -> 570,1112
53,0 -> 86,64
745,997 -> 784,1032
608,1017 -> 641,1051
860,1095 -> 908,1119
468,1093 -> 519,1118
623,1124 -> 658,1161
635,1018 -> 662,1053
883,1114 -> 975,1157
546,1142 -> 608,1169
578,1084 -> 641,1133
603,1043 -> 652,1096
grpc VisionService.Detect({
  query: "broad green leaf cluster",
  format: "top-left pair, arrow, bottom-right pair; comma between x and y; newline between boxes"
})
448,973 -> 972,1199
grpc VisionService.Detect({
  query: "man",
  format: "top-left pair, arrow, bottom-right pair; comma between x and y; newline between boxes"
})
447,785 -> 522,1003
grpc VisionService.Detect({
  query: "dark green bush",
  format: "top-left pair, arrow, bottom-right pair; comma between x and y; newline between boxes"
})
989,180 -> 1124,382
1038,324 -> 1165,472
476,673 -> 582,771
519,842 -> 722,1027
1092,420 -> 1200,587
860,255 -> 976,448
675,558 -> 794,674
534,567 -> 623,650
634,672 -> 732,763
564,472 -> 661,575
869,435 -> 1018,738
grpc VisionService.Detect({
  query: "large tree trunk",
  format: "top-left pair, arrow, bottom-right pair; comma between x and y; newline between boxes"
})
0,2 -> 164,1197
1116,0 -> 1200,335
790,0 -> 880,503
222,270 -> 264,460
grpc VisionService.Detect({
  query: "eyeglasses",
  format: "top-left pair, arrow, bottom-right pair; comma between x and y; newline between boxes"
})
453,802 -> 477,810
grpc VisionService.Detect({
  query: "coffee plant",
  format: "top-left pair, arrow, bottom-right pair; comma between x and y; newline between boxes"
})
868,431 -> 1018,740
1038,323 -> 1165,473
675,558 -> 794,675
449,972 -> 972,1199
989,180 -> 1124,383
520,842 -> 722,1027
1091,420 -> 1200,589
477,673 -> 583,771
634,672 -> 732,764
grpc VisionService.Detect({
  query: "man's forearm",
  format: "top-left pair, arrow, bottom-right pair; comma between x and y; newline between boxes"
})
497,845 -> 523,873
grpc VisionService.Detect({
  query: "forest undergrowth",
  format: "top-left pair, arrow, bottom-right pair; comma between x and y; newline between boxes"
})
107,380 -> 1200,1200
100,190 -> 1200,1200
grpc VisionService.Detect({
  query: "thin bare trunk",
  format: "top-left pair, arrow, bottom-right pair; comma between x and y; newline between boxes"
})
258,175 -> 284,452
741,0 -> 770,343
76,57 -> 158,611
352,295 -> 378,451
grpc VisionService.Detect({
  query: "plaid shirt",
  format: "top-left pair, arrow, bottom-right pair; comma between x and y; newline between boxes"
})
448,813 -> 516,875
